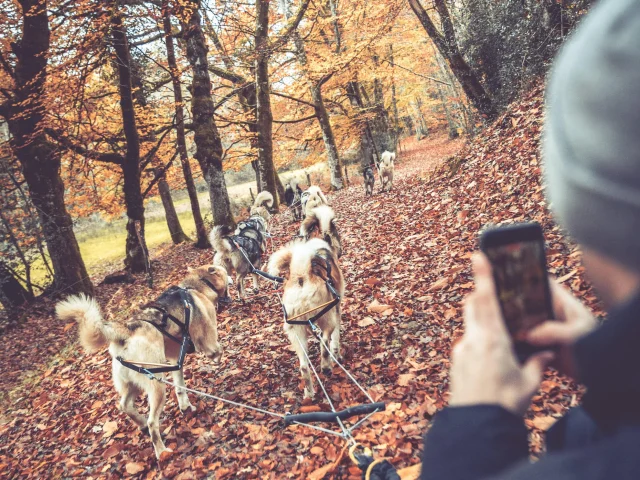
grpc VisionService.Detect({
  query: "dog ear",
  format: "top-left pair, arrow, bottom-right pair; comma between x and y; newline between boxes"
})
207,266 -> 219,275
267,247 -> 293,279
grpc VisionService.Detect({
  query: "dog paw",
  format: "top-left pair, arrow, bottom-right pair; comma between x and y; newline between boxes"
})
157,448 -> 174,461
322,367 -> 332,376
180,403 -> 197,414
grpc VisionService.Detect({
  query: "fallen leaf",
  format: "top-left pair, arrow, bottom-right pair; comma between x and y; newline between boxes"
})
102,421 -> 118,438
125,462 -> 145,475
398,373 -> 416,386
531,415 -> 556,431
357,317 -> 376,327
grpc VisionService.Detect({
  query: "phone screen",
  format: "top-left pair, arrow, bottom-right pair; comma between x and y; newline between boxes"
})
484,240 -> 551,342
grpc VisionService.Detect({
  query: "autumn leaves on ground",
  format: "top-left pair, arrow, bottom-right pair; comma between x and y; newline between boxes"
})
0,87 -> 602,480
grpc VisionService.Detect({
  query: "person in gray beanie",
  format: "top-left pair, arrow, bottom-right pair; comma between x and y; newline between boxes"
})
419,0 -> 640,479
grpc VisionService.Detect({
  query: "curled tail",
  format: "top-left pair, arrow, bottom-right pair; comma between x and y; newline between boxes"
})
56,294 -> 123,353
210,225 -> 234,255
253,191 -> 274,209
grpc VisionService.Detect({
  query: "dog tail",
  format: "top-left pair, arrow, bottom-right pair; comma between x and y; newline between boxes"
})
301,205 -> 335,237
253,191 -> 274,209
56,294 -> 123,353
210,225 -> 234,255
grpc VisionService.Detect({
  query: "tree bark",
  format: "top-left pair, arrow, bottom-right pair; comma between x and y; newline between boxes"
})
0,260 -> 33,312
110,7 -> 149,273
408,0 -> 497,121
311,85 -> 344,190
254,0 -> 280,209
180,0 -> 234,227
162,2 -> 209,247
3,0 -> 93,296
155,168 -> 190,244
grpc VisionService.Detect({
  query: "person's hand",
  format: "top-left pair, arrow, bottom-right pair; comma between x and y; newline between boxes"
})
449,253 -> 554,416
527,281 -> 597,380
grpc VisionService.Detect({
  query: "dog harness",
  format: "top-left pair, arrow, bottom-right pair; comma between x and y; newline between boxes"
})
282,253 -> 341,325
116,287 -> 194,375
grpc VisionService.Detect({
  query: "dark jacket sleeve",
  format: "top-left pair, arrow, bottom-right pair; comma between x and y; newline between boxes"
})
421,405 -> 529,480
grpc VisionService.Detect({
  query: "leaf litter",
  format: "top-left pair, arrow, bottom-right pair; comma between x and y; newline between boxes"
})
0,85 -> 605,479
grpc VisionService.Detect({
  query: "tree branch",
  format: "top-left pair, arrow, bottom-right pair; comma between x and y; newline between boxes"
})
46,128 -> 124,165
271,90 -> 316,109
383,59 -> 450,85
142,150 -> 178,198
273,113 -> 317,124
208,65 -> 247,84
269,0 -> 312,52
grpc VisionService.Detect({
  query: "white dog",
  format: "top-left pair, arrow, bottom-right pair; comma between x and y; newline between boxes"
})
379,151 -> 395,192
268,238 -> 345,399
55,266 -> 227,458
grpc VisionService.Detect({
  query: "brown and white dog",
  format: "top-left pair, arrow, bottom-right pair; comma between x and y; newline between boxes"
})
301,185 -> 328,218
250,191 -> 274,223
268,238 -> 345,399
55,265 -> 227,459
379,151 -> 395,192
300,204 -> 342,258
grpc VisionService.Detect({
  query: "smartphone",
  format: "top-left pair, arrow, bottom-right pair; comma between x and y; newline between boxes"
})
479,222 -> 554,362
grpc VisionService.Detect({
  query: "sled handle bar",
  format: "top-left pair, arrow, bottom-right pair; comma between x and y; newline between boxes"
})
283,402 -> 386,426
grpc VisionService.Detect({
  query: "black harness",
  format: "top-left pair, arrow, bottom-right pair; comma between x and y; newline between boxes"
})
283,254 -> 341,325
116,287 -> 194,375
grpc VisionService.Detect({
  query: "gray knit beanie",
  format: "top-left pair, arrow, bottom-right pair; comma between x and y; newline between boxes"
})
543,0 -> 640,271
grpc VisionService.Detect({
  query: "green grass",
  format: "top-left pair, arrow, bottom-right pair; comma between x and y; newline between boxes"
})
26,163 -> 331,285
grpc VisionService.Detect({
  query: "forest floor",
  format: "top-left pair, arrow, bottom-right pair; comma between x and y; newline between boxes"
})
0,86 -> 604,479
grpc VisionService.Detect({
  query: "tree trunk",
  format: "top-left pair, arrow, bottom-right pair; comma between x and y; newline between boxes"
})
111,8 -> 149,273
4,0 -> 93,296
389,45 -> 400,150
0,260 -> 33,312
180,0 -> 235,227
408,0 -> 497,121
254,0 -> 280,209
312,85 -> 344,189
155,168 -> 190,244
162,2 -> 209,247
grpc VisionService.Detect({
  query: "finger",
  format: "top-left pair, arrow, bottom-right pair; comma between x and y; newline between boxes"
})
523,350 -> 555,390
527,321 -> 577,346
472,252 -> 497,297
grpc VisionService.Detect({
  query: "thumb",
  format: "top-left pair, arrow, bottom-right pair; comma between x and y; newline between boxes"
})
527,322 -> 576,347
522,350 -> 555,391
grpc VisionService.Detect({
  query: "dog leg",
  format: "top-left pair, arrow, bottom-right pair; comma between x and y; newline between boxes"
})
320,329 -> 332,375
118,386 -> 147,432
287,327 -> 314,399
251,273 -> 259,293
330,324 -> 342,362
237,275 -> 246,300
172,369 -> 196,413
147,382 -> 169,459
